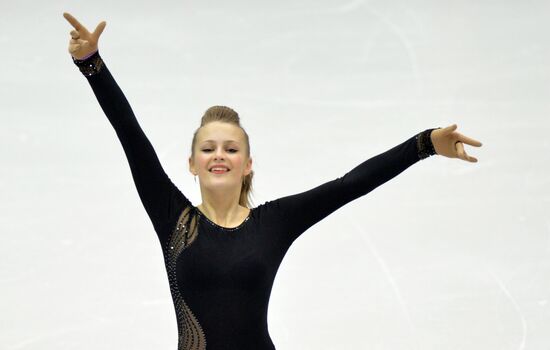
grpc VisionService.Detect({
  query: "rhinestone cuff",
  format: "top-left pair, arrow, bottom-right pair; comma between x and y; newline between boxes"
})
416,127 -> 441,159
71,50 -> 104,77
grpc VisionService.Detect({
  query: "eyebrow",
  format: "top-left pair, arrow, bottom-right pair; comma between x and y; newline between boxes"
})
202,140 -> 239,143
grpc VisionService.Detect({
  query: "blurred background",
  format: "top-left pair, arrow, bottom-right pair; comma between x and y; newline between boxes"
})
1,0 -> 549,349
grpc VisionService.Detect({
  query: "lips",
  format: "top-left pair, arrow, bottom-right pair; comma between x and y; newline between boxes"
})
209,166 -> 230,172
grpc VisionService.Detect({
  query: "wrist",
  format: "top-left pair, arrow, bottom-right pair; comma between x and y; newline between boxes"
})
72,50 -> 104,76
72,49 -> 98,61
416,127 -> 441,159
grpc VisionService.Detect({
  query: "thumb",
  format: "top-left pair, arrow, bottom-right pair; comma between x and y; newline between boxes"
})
444,123 -> 458,135
92,21 -> 107,39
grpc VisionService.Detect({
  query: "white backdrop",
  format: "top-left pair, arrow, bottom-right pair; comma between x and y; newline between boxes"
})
1,0 -> 549,349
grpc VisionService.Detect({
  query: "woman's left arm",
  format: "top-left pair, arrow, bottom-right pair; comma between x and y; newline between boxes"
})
271,125 -> 483,246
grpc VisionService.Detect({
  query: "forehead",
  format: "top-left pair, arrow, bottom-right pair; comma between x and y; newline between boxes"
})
198,122 -> 244,143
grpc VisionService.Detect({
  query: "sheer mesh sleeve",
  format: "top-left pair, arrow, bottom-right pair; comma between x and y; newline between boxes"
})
72,51 -> 189,236
272,128 -> 439,244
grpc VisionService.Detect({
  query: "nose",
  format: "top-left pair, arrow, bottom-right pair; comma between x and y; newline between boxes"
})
214,147 -> 225,160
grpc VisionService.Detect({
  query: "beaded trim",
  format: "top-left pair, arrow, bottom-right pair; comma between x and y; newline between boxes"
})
71,50 -> 104,76
195,207 -> 251,231
165,206 -> 207,350
415,128 -> 440,159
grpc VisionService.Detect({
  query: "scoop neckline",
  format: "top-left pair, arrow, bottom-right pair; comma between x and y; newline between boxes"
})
195,206 -> 253,231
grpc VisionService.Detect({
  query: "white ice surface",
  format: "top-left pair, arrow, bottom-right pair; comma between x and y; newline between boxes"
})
1,1 -> 549,349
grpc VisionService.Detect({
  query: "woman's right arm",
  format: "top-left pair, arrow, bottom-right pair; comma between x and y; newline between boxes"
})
63,12 -> 190,236
71,51 -> 190,234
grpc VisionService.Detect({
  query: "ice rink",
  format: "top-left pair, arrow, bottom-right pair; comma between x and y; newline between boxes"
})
1,1 -> 548,349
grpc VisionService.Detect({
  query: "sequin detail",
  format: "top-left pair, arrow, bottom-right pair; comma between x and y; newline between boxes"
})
71,50 -> 104,76
416,128 -> 440,159
164,205 -> 206,350
196,207 -> 251,231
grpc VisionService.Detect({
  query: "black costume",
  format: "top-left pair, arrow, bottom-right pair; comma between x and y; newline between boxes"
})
72,51 -> 438,350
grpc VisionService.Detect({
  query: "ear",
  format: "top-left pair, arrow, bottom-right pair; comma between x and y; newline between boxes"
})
244,157 -> 253,176
188,156 -> 196,175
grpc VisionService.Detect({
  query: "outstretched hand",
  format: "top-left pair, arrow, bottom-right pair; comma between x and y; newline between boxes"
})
63,12 -> 106,60
431,124 -> 482,162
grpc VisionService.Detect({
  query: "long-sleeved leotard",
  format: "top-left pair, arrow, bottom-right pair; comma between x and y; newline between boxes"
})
72,51 -> 439,350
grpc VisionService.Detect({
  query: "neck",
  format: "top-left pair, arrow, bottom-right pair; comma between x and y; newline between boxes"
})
198,188 -> 248,227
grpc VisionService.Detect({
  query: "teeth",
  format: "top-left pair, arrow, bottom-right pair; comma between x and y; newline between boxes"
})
211,168 -> 228,172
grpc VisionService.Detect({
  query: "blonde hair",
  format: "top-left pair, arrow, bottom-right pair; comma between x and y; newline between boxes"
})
190,106 -> 254,208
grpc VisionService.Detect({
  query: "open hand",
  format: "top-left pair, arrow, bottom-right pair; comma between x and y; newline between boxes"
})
431,124 -> 482,162
63,12 -> 106,60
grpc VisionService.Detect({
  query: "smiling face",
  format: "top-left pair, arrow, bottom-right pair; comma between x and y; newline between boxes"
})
189,121 -> 252,192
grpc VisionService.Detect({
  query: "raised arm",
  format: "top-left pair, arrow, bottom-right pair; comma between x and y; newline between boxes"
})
64,12 -> 189,236
272,128 -> 440,244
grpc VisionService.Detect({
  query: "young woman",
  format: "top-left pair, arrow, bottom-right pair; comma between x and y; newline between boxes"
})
63,12 -> 482,350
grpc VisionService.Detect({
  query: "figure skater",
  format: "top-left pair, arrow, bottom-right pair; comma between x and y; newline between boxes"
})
63,12 -> 482,350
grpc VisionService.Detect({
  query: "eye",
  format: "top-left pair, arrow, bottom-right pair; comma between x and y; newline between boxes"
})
201,148 -> 238,153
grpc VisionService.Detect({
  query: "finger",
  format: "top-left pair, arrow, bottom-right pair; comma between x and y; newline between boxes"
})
63,12 -> 86,32
70,29 -> 80,39
456,142 -> 478,163
69,44 -> 81,54
464,151 -> 478,162
70,38 -> 84,45
70,38 -> 87,45
444,124 -> 458,135
92,21 -> 107,39
456,142 -> 466,160
79,41 -> 90,50
458,134 -> 482,147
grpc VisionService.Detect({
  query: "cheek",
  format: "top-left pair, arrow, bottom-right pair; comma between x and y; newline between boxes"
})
195,155 -> 210,169
232,155 -> 246,168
